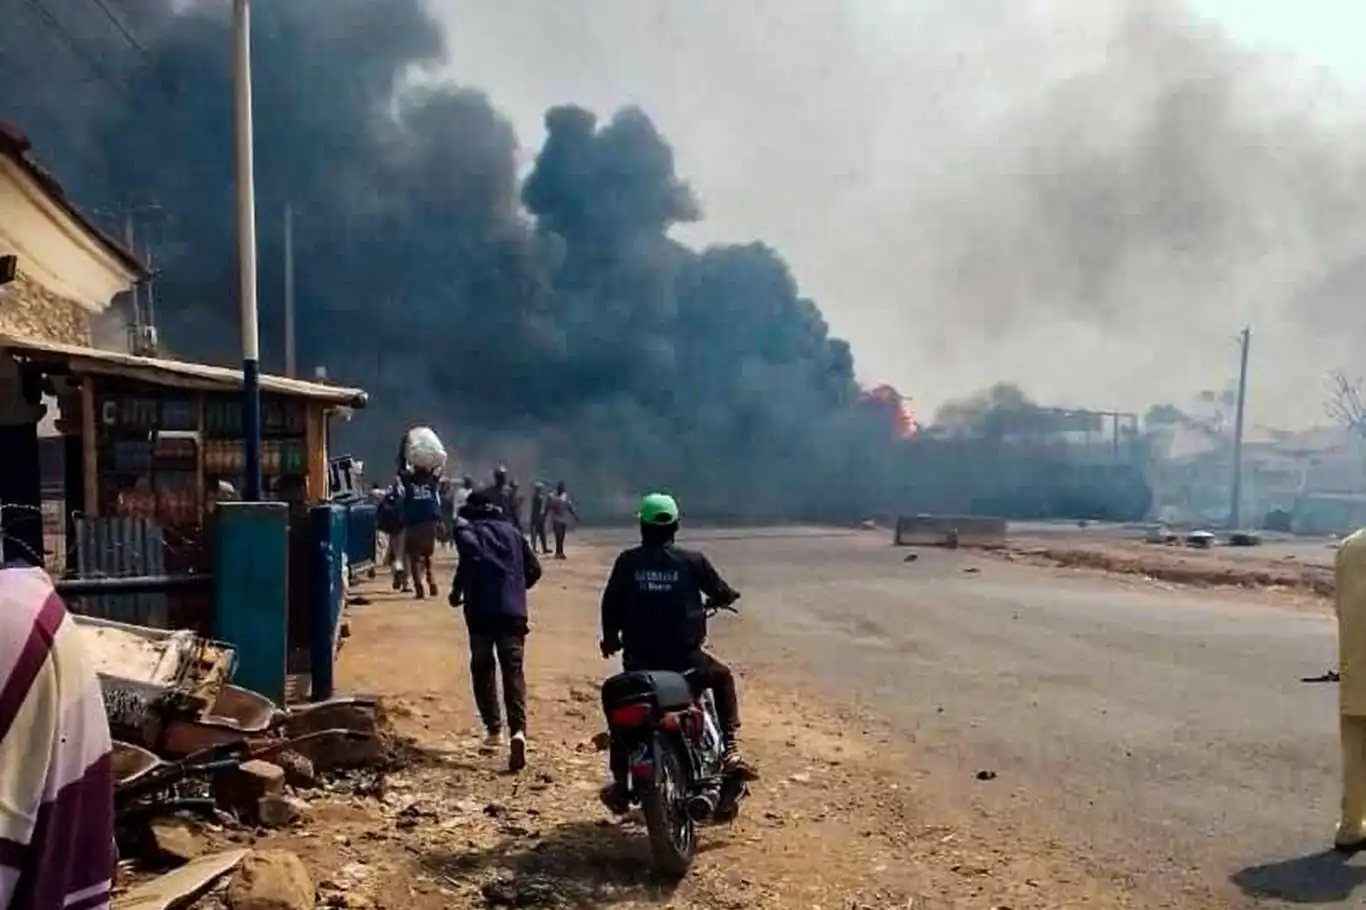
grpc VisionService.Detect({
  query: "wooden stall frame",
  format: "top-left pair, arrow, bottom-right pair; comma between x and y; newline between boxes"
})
305,405 -> 327,501
80,376 -> 98,518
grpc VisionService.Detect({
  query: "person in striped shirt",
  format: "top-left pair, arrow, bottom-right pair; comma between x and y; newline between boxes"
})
0,564 -> 115,910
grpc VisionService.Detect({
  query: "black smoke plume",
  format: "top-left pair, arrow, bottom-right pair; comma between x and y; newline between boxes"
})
0,0 -> 875,518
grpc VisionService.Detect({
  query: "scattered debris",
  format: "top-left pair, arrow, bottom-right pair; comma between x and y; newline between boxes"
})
283,698 -> 385,770
212,761 -> 286,815
975,770 -> 997,781
1303,670 -> 1342,683
256,794 -> 310,829
1185,530 -> 1215,549
114,849 -> 248,910
480,874 -> 560,907
273,751 -> 317,790
224,850 -> 314,910
1002,542 -> 1334,597
902,553 -> 919,563
147,817 -> 206,865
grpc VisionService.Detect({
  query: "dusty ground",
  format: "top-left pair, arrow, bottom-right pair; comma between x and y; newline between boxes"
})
998,535 -> 1336,604
668,529 -> 1355,908
192,540 -> 1202,910
181,526 -> 1366,909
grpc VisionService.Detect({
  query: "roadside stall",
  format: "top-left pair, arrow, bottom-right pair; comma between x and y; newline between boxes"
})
0,333 -> 370,702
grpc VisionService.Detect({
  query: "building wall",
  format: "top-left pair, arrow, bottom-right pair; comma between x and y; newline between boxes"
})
0,154 -> 138,339
0,272 -> 92,344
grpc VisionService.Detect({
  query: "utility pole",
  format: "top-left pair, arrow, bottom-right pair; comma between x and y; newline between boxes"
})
233,0 -> 263,502
284,203 -> 296,377
124,215 -> 140,328
143,241 -> 156,330
1229,326 -> 1251,529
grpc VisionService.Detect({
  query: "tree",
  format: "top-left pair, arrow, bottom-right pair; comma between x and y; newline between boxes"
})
1327,370 -> 1366,438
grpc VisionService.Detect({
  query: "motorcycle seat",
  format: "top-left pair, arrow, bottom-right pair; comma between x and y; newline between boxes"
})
601,669 -> 695,712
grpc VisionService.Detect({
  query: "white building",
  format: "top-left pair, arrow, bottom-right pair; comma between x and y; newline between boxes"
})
0,121 -> 146,345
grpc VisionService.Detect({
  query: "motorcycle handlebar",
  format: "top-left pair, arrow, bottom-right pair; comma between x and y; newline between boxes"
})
704,594 -> 741,615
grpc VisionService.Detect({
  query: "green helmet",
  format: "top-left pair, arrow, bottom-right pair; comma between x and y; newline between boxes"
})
638,492 -> 680,526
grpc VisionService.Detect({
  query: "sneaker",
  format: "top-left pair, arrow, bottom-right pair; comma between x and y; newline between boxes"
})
508,731 -> 528,773
722,744 -> 760,782
480,730 -> 503,754
599,781 -> 630,814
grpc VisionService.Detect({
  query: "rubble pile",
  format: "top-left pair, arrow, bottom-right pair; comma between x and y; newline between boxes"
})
99,617 -> 399,909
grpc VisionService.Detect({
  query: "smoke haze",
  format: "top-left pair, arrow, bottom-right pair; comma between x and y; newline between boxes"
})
3,0 -> 1366,509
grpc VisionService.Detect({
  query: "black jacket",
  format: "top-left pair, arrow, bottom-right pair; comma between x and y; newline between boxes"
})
451,506 -> 542,632
600,542 -> 738,660
480,483 -> 522,531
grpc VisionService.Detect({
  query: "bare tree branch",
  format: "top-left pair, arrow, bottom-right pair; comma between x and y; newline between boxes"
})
1327,370 -> 1366,437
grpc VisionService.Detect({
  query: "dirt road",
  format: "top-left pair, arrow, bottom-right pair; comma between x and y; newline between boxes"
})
246,529 -> 1358,908
248,536 -> 1174,910
651,528 -> 1347,907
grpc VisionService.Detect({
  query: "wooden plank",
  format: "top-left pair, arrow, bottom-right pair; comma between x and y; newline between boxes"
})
80,376 -> 98,518
114,849 -> 247,910
305,405 -> 326,501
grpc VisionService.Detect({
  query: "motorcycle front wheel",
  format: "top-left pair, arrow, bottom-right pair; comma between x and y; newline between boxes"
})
641,739 -> 696,877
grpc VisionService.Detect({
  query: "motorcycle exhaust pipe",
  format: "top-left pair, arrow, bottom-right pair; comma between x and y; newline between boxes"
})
686,792 -> 717,821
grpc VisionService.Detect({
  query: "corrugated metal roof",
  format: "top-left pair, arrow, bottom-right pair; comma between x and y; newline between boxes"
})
0,334 -> 368,408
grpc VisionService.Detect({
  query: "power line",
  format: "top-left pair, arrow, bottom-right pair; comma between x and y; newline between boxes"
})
20,0 -> 124,93
86,0 -> 148,56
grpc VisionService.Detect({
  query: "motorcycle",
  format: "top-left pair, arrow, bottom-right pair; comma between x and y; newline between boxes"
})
598,597 -> 749,877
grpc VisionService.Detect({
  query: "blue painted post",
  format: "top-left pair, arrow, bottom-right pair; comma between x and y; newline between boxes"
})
214,501 -> 289,703
308,504 -> 347,701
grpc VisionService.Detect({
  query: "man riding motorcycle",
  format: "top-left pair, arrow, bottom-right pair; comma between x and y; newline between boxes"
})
598,492 -> 758,811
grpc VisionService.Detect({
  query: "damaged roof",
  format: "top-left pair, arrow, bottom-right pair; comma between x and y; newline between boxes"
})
0,120 -> 149,280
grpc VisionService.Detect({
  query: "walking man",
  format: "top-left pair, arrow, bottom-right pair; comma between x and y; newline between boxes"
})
401,468 -> 442,599
450,489 -> 543,772
483,466 -> 523,533
529,482 -> 551,555
547,481 -> 579,559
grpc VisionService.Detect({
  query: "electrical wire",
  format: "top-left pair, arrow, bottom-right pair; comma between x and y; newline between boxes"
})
20,0 -> 125,93
86,0 -> 148,56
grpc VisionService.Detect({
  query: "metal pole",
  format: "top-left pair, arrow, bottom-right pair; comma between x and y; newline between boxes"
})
1229,326 -> 1251,529
124,215 -> 140,328
144,242 -> 156,330
233,0 -> 262,502
284,203 -> 296,377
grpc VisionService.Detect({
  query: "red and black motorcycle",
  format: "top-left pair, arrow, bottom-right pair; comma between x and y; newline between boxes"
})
599,599 -> 749,876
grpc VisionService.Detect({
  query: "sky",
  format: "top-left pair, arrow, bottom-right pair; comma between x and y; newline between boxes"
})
1190,1 -> 1366,85
423,0 -> 1366,429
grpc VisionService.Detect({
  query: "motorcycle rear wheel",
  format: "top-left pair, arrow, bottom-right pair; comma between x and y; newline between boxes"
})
642,741 -> 696,877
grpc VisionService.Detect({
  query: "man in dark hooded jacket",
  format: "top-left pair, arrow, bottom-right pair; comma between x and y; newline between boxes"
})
450,490 -> 542,772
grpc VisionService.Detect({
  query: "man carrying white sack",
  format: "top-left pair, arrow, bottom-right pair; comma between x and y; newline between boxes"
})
397,426 -> 449,600
1335,528 -> 1366,851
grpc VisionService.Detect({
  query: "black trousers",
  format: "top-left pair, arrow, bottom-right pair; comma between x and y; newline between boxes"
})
468,625 -> 528,735
552,521 -> 568,557
531,518 -> 549,553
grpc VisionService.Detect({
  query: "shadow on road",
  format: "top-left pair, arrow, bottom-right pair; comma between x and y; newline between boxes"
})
1232,850 -> 1366,903
418,818 -> 681,907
